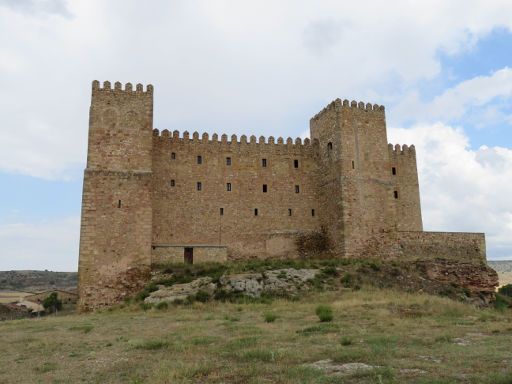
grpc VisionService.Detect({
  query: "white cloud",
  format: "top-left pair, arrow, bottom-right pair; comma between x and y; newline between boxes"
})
0,216 -> 80,271
389,123 -> 512,260
1,0 -> 512,179
392,67 -> 512,125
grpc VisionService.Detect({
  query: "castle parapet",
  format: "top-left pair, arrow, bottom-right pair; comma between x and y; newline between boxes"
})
92,80 -> 153,95
311,98 -> 385,121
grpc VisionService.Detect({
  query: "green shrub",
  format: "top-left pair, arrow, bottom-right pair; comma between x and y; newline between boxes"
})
194,290 -> 211,303
321,265 -> 338,277
498,284 -> 512,297
264,312 -> 277,323
132,339 -> 169,350
340,336 -> 353,346
155,301 -> 168,310
340,273 -> 353,288
42,292 -> 62,313
494,293 -> 510,311
315,305 -> 333,322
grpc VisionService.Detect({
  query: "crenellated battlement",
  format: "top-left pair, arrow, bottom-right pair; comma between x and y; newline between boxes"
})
92,80 -> 153,95
388,143 -> 416,156
152,129 -> 313,148
311,98 -> 385,121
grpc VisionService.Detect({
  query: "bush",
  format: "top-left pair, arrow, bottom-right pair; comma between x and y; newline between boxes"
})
340,336 -> 353,346
498,284 -> 512,297
315,305 -> 333,322
264,312 -> 277,323
155,301 -> 168,310
139,302 -> 153,311
42,292 -> 62,313
494,293 -> 511,311
194,290 -> 211,303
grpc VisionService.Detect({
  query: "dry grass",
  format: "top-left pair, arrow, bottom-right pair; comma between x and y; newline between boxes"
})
0,291 -> 32,304
1,288 -> 511,383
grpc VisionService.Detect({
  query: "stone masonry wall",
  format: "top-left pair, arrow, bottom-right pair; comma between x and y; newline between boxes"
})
152,245 -> 228,264
397,231 -> 486,264
151,131 -> 320,259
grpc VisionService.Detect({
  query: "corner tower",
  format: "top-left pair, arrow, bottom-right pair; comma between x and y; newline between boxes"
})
78,81 -> 154,311
310,99 -> 397,258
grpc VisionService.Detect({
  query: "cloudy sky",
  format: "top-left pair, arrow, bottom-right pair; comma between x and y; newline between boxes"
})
1,0 -> 511,271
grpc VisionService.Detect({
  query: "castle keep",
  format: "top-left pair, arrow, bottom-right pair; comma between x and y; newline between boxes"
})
78,81 -> 488,310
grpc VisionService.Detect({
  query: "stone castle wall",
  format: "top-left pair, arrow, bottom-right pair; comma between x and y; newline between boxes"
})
78,81 -> 490,310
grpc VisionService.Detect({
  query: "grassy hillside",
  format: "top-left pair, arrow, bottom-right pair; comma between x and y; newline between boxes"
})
0,270 -> 77,292
1,287 -> 511,383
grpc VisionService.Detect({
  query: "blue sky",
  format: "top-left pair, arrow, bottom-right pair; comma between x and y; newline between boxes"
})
1,0 -> 512,270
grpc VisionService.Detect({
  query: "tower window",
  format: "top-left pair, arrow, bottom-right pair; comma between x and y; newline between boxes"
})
226,157 -> 231,165
392,167 -> 396,175
311,209 -> 315,217
220,208 -> 224,216
197,182 -> 202,191
118,200 -> 122,208
262,158 -> 267,167
263,184 -> 267,193
394,190 -> 398,199
327,142 -> 333,151
170,179 -> 175,187
295,185 -> 300,193
171,152 -> 176,160
197,155 -> 202,164
352,160 -> 355,169
288,208 -> 292,216
294,159 -> 299,168
227,183 -> 232,191
254,208 -> 258,216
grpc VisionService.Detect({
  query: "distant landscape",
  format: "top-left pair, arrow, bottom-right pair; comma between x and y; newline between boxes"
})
0,270 -> 77,293
488,261 -> 512,286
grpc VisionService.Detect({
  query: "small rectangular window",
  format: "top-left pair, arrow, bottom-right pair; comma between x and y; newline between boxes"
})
263,184 -> 267,193
227,182 -> 232,191
220,208 -> 224,216
171,152 -> 176,160
118,200 -> 122,208
392,167 -> 396,175
311,209 -> 315,217
394,190 -> 398,199
288,208 -> 292,216
294,159 -> 299,168
170,179 -> 175,187
197,155 -> 202,164
262,158 -> 267,167
295,185 -> 300,193
226,157 -> 231,166
197,182 -> 202,191
352,160 -> 355,169
254,208 -> 258,216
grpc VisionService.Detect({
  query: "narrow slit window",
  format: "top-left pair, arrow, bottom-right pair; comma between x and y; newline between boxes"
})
311,209 -> 315,217
170,179 -> 175,187
171,152 -> 176,160
352,160 -> 355,169
288,208 -> 292,216
327,142 -> 333,151
263,184 -> 267,193
226,157 -> 231,166
294,159 -> 299,168
295,185 -> 300,193
394,190 -> 398,199
220,208 -> 224,216
117,200 -> 122,208
197,155 -> 202,164
197,182 -> 202,191
392,167 -> 396,175
262,158 -> 267,167
226,182 -> 231,191
254,208 -> 258,216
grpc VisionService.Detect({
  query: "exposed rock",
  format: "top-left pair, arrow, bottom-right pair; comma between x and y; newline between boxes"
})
305,359 -> 379,375
400,368 -> 427,375
145,277 -> 216,304
146,269 -> 319,304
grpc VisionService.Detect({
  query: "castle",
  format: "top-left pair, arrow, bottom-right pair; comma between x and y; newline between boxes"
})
78,81 -> 488,310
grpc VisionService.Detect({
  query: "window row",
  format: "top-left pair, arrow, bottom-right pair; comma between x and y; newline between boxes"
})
218,208 -> 316,217
170,153 -> 301,168
170,180 -> 301,193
